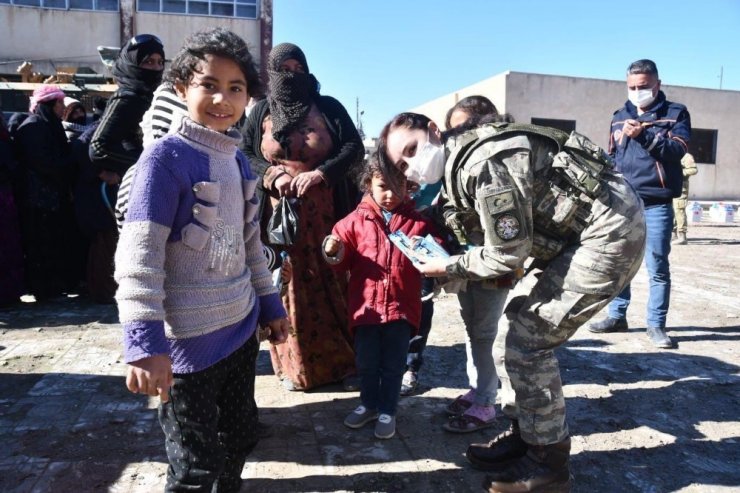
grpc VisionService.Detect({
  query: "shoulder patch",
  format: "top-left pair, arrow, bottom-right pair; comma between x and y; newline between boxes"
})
494,213 -> 521,240
478,185 -> 527,245
484,189 -> 516,215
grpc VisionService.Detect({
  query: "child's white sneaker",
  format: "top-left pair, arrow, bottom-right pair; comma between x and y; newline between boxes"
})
344,405 -> 379,429
400,370 -> 418,396
374,413 -> 396,439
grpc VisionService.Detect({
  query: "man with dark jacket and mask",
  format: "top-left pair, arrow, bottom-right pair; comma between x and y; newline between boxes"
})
589,59 -> 691,349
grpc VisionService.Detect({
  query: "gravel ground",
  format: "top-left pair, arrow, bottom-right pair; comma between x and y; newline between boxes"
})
0,222 -> 738,492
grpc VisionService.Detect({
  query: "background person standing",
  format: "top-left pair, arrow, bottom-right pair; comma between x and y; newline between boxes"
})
89,33 -> 165,303
241,43 -> 363,391
589,59 -> 690,349
672,152 -> 698,245
14,85 -> 77,300
0,113 -> 25,306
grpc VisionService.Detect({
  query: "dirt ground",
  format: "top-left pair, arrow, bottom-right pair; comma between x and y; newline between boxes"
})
0,222 -> 738,492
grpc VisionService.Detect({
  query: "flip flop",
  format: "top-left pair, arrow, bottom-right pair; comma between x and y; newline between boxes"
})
445,394 -> 474,416
443,413 -> 496,433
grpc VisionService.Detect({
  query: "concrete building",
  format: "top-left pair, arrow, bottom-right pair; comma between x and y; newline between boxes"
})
0,0 -> 272,110
411,71 -> 740,201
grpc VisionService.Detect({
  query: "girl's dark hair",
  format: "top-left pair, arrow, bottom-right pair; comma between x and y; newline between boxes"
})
440,95 -> 515,142
444,95 -> 499,129
168,27 -> 264,98
376,112 -> 431,196
358,152 -> 406,192
443,94 -> 515,130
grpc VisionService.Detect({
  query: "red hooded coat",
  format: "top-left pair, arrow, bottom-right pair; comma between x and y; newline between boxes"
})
329,194 -> 444,334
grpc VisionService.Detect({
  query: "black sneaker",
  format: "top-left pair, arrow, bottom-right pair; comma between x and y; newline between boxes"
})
588,317 -> 628,333
344,405 -> 379,429
374,413 -> 396,439
647,326 -> 674,348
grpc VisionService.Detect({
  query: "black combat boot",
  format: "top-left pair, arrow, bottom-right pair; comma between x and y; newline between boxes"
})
466,420 -> 528,471
483,437 -> 572,493
588,317 -> 628,333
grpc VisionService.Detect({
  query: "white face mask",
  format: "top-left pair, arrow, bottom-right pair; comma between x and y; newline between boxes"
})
628,86 -> 656,109
403,138 -> 446,185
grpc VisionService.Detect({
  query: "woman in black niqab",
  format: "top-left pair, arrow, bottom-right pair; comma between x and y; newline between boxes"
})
112,35 -> 165,95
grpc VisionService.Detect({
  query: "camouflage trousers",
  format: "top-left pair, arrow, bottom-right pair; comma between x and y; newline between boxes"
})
493,173 -> 646,445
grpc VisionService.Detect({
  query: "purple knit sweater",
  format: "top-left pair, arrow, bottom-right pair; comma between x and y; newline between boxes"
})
115,118 -> 285,373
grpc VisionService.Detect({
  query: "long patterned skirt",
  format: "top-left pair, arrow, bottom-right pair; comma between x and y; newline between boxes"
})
269,184 -> 356,390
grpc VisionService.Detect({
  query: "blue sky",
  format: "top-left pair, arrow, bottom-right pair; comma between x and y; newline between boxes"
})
272,0 -> 740,138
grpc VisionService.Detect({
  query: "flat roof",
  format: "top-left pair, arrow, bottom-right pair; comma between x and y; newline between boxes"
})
0,82 -> 83,92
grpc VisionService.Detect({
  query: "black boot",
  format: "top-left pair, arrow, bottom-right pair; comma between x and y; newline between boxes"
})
483,437 -> 572,493
466,420 -> 528,471
588,317 -> 628,333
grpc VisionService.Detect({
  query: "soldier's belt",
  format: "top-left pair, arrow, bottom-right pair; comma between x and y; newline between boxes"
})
477,268 -> 524,289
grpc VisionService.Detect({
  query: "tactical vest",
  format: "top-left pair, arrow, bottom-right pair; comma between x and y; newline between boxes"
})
445,123 -> 614,260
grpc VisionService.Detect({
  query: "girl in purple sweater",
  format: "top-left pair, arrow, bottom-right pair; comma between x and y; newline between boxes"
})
115,28 -> 289,492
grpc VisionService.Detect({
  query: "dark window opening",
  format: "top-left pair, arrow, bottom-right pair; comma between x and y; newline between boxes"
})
0,91 -> 31,113
136,0 -> 257,17
689,129 -> 717,164
163,0 -> 185,12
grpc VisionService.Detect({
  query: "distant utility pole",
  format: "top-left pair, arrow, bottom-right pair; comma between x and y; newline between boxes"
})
719,66 -> 723,90
356,97 -> 366,140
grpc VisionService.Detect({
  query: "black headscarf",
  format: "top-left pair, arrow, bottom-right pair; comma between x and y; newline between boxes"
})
267,43 -> 320,150
112,35 -> 165,95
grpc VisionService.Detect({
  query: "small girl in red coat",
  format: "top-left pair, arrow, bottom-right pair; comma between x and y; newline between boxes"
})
322,154 -> 445,439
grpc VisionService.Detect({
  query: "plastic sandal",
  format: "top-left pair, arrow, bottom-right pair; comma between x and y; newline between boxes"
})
445,394 -> 474,416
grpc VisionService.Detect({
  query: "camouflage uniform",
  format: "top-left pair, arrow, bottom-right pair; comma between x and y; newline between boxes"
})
440,124 -> 646,446
673,153 -> 698,234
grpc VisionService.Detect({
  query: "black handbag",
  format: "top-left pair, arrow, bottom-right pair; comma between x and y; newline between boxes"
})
267,196 -> 299,245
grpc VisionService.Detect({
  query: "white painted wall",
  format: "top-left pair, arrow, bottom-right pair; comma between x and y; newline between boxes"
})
411,71 -> 740,201
135,12 -> 261,64
0,7 -> 120,74
411,72 -> 508,131
0,5 -> 261,77
665,84 -> 739,201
